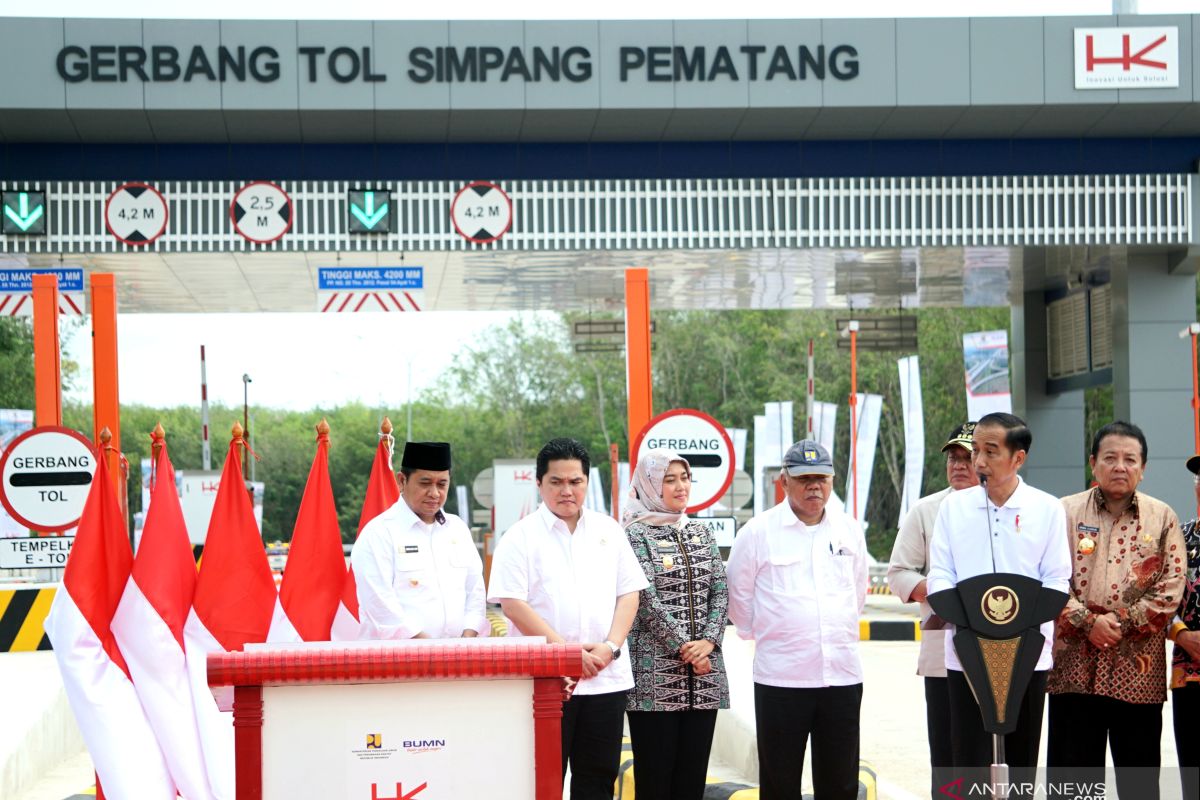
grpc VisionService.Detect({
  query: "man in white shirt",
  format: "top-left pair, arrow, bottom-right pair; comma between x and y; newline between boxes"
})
887,422 -> 978,799
351,441 -> 489,640
928,412 -> 1072,773
727,439 -> 868,800
487,437 -> 647,800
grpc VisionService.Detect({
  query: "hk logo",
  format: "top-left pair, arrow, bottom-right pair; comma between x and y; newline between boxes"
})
371,783 -> 427,800
1086,33 -> 1168,72
514,470 -> 533,482
366,733 -> 381,749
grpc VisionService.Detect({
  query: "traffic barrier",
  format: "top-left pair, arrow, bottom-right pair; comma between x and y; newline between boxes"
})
486,608 -> 508,637
0,586 -> 54,652
616,737 -> 879,800
858,619 -> 921,642
866,583 -> 893,595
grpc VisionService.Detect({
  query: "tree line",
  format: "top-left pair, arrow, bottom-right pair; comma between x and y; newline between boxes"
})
1,306 -> 1088,559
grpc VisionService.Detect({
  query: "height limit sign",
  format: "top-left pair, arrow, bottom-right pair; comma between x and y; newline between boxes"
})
231,181 -> 293,244
451,181 -> 513,244
104,182 -> 168,246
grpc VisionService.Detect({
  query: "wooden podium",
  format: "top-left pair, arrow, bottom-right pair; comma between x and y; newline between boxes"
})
208,642 -> 582,800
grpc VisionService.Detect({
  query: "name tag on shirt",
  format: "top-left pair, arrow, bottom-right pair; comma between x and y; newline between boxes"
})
404,544 -> 420,554
1077,524 -> 1100,534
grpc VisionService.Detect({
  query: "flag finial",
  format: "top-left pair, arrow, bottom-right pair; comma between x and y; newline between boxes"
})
99,427 -> 112,446
232,421 -> 244,441
316,418 -> 330,437
380,417 -> 393,435
150,422 -> 165,458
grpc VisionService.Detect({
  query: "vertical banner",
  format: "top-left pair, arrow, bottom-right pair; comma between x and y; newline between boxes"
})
897,356 -> 925,522
844,394 -> 883,523
963,330 -> 1012,420
0,409 -> 34,537
456,485 -> 469,521
492,460 -> 540,539
812,401 -> 838,463
753,402 -> 793,514
585,466 -> 607,514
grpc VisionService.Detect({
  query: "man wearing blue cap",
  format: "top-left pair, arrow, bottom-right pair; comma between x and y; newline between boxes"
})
727,439 -> 868,800
351,441 -> 489,640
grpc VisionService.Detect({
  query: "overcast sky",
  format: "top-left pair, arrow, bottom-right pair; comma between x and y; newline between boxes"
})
19,0 -> 1200,410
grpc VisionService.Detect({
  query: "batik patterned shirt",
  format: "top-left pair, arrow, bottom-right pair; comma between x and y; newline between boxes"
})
1170,518 -> 1200,689
624,519 -> 730,712
1049,488 -> 1187,704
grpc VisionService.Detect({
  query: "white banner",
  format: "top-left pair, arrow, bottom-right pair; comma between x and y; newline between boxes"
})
963,330 -> 1013,421
492,460 -> 540,538
753,402 -> 793,515
812,401 -> 837,464
585,466 -> 607,514
0,409 -> 34,538
897,356 -> 925,522
843,394 -> 883,524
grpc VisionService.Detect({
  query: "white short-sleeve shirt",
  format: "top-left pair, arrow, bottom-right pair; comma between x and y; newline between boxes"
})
487,503 -> 649,695
927,477 -> 1072,672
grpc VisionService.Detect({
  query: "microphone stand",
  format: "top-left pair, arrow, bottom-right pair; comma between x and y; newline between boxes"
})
980,474 -> 1008,800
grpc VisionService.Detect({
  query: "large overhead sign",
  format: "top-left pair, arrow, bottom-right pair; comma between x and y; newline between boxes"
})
2,191 -> 47,235
0,427 -> 97,532
1075,27 -> 1179,89
632,409 -> 735,514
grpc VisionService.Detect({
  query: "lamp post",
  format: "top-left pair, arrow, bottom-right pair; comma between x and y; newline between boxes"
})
242,373 -> 252,480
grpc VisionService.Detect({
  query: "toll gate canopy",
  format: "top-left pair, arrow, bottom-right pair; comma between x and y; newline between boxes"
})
1,13 -> 1199,509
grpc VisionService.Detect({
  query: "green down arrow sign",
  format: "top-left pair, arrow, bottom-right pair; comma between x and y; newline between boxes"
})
2,191 -> 47,235
348,190 -> 391,233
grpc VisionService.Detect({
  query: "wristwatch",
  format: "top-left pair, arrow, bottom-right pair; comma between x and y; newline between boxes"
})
603,640 -> 622,660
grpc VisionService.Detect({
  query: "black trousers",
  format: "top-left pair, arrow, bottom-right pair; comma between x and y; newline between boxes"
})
626,709 -> 718,800
1173,683 -> 1199,800
560,690 -> 627,800
947,669 -> 1046,771
753,682 -> 862,800
1048,692 -> 1162,800
925,677 -> 953,800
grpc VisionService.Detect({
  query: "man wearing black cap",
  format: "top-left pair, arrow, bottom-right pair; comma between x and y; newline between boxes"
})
887,422 -> 978,798
351,441 -> 489,640
727,439 -> 868,800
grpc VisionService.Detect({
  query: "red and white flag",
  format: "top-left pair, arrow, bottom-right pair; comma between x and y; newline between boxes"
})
43,445 -> 176,799
279,422 -> 346,641
183,430 -> 293,799
112,436 -> 214,800
331,426 -> 399,640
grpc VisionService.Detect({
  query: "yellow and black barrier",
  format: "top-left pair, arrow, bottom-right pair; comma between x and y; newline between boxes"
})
0,586 -> 55,652
858,619 -> 921,641
617,737 -> 878,799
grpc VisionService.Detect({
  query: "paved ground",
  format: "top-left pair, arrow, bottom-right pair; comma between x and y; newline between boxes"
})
6,595 -> 1186,800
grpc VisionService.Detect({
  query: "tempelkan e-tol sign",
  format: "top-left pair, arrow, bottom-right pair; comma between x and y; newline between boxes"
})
54,42 -> 861,85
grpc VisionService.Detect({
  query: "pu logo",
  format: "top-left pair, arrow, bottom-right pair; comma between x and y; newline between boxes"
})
371,782 -> 427,800
366,733 -> 382,749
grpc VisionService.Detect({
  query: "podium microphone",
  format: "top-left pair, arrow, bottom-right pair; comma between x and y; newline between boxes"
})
980,474 -> 998,573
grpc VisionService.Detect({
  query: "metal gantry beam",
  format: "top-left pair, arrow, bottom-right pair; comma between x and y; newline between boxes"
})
0,174 -> 1192,255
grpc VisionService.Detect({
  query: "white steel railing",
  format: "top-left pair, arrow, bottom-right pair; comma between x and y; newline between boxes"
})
0,174 -> 1192,254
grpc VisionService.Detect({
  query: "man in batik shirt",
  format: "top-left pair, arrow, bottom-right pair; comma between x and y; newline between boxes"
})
1048,421 -> 1187,800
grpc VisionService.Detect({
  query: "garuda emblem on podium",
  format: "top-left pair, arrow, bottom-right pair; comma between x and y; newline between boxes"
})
981,586 -> 1018,624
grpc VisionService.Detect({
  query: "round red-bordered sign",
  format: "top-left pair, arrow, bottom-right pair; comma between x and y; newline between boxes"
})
104,181 -> 169,246
230,180 -> 294,244
631,408 -> 736,514
450,181 -> 513,244
0,426 -> 97,532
